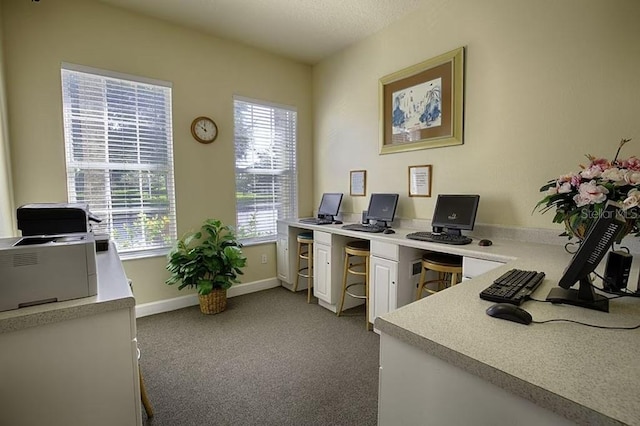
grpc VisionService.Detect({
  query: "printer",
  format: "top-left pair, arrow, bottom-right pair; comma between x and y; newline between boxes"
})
17,202 -> 101,236
0,233 -> 98,312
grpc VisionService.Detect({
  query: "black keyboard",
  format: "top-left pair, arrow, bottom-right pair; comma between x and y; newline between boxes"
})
341,224 -> 386,233
479,269 -> 546,305
299,218 -> 333,225
406,231 -> 472,245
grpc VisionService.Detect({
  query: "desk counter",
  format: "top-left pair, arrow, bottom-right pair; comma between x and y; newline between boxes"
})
374,236 -> 640,425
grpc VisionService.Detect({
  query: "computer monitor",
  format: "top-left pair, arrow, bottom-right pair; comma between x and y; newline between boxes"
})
366,193 -> 399,227
431,194 -> 480,236
316,193 -> 343,220
546,201 -> 626,312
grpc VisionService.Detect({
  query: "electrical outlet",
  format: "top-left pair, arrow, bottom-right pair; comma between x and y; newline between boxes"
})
261,254 -> 267,264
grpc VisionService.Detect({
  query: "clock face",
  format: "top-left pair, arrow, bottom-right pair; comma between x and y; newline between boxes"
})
191,117 -> 218,144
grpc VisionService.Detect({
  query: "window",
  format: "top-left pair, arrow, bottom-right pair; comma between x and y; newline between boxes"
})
234,96 -> 297,244
61,63 -> 177,258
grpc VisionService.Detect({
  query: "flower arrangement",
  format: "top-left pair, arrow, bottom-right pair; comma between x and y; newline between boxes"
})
536,138 -> 639,242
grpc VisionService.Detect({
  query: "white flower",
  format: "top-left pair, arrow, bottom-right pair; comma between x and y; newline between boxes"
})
580,166 -> 602,179
601,167 -> 626,185
624,170 -> 640,185
557,182 -> 573,194
623,188 -> 640,210
573,180 -> 609,207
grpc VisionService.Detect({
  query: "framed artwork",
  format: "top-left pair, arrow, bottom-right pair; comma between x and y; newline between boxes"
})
379,47 -> 465,154
408,165 -> 432,197
350,170 -> 366,196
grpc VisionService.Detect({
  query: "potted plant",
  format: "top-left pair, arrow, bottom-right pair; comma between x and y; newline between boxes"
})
535,138 -> 639,245
166,219 -> 247,314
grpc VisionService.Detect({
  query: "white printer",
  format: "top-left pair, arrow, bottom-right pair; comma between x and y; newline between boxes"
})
0,233 -> 97,312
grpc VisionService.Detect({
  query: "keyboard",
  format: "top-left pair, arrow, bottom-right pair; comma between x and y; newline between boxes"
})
341,223 -> 386,233
479,269 -> 546,305
406,231 -> 472,245
299,218 -> 333,225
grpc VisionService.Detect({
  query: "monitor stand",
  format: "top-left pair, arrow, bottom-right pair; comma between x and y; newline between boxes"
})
432,226 -> 461,236
546,276 -> 609,312
317,214 -> 334,221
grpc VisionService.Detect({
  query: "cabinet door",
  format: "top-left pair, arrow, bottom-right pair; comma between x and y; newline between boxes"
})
314,242 -> 331,302
370,256 -> 398,324
276,234 -> 290,283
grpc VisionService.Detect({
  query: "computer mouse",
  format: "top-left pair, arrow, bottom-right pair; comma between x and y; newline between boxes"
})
486,303 -> 532,325
333,220 -> 343,224
478,239 -> 493,247
383,228 -> 395,234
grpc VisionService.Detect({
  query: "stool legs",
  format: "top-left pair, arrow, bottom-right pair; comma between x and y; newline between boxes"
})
307,245 -> 313,303
139,369 -> 153,418
337,251 -> 350,316
294,240 -> 303,292
338,250 -> 371,330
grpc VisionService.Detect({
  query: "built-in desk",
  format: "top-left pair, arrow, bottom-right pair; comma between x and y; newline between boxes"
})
0,243 -> 141,426
278,219 -> 640,425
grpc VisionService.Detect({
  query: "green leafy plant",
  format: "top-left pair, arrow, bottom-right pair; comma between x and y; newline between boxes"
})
166,219 -> 247,295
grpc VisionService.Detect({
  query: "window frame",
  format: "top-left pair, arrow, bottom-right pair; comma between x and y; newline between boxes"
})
60,63 -> 177,259
233,95 -> 298,245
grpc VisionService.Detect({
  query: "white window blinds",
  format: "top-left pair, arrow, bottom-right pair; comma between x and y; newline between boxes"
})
234,97 -> 297,244
61,64 -> 177,257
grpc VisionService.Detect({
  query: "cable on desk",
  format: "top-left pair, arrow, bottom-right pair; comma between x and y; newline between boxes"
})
532,318 -> 640,330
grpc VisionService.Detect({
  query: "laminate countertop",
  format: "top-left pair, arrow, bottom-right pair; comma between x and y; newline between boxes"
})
374,237 -> 640,425
0,242 -> 134,334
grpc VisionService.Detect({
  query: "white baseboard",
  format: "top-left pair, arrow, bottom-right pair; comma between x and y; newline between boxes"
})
135,277 -> 281,318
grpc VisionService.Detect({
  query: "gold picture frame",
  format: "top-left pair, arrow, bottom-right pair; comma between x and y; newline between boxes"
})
379,47 -> 465,154
408,165 -> 432,197
350,170 -> 367,196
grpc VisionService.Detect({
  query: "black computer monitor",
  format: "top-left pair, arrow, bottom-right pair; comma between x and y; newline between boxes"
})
546,201 -> 626,312
366,193 -> 399,227
317,193 -> 343,220
431,194 -> 480,236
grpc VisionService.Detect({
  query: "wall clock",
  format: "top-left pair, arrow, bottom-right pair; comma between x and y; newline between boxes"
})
190,116 -> 218,144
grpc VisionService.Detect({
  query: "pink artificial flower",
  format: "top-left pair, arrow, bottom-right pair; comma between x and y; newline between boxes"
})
572,180 -> 609,207
580,166 -> 602,179
619,157 -> 640,171
585,156 -> 611,171
555,173 -> 581,192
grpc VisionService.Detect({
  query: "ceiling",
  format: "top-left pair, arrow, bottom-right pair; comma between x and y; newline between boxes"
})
97,0 -> 426,64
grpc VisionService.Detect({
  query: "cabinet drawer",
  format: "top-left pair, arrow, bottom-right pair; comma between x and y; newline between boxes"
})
314,231 -> 331,245
371,241 -> 399,261
463,257 -> 504,278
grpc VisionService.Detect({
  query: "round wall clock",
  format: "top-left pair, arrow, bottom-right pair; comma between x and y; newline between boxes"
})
190,116 -> 218,144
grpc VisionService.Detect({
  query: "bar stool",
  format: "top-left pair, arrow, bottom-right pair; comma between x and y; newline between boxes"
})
294,232 -> 314,303
337,240 -> 371,330
416,252 -> 463,300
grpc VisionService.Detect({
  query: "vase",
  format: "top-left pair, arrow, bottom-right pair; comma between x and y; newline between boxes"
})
198,288 -> 227,314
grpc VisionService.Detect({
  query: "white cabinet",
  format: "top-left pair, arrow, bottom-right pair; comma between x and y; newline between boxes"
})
276,221 -> 306,291
314,238 -> 331,302
463,257 -> 504,280
369,241 -> 422,327
276,233 -> 290,283
0,247 -> 141,426
371,256 -> 398,323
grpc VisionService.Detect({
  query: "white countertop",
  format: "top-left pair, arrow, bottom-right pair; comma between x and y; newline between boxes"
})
0,242 -> 135,334
370,234 -> 640,425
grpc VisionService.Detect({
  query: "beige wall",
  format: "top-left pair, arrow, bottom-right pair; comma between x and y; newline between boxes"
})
1,0 -> 313,304
313,0 -> 640,230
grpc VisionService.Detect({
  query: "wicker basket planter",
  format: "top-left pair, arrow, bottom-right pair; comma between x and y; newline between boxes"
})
198,288 -> 227,315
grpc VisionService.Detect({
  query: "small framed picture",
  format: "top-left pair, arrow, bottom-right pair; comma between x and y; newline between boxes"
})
350,170 -> 367,196
408,165 -> 432,197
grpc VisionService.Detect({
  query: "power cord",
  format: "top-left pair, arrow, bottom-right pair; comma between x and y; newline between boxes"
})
531,319 -> 640,330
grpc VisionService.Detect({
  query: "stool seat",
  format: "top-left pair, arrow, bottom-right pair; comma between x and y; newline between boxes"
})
295,232 -> 314,303
338,240 -> 371,330
416,251 -> 463,300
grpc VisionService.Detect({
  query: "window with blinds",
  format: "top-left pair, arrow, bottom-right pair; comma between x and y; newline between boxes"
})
234,97 -> 297,244
61,64 -> 177,258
